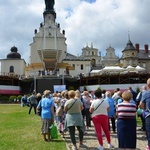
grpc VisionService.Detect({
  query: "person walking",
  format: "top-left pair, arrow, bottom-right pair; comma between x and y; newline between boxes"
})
116,90 -> 137,150
105,91 -> 116,133
136,85 -> 147,131
28,92 -> 37,114
37,90 -> 54,141
89,90 -> 114,150
82,91 -> 92,130
21,95 -> 27,107
139,78 -> 150,150
64,90 -> 84,150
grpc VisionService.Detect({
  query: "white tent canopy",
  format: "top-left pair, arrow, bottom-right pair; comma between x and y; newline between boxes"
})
126,66 -> 135,70
135,65 -> 145,71
102,66 -> 124,71
90,70 -> 101,73
90,65 -> 146,76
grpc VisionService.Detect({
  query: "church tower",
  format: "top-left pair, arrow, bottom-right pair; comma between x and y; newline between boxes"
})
29,0 -> 67,73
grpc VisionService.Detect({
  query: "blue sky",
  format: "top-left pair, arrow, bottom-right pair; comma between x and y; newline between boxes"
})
0,0 -> 150,63
82,0 -> 96,3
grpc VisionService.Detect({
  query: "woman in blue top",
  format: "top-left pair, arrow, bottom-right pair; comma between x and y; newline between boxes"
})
105,91 -> 116,133
139,78 -> 150,150
37,90 -> 54,142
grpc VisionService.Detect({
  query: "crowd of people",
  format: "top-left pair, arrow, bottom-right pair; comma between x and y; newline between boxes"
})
20,78 -> 150,150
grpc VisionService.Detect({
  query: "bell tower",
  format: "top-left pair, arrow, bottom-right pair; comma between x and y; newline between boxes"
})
28,0 -> 67,72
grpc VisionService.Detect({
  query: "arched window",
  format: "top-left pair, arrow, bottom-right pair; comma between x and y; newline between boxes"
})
9,66 -> 14,73
91,59 -> 96,66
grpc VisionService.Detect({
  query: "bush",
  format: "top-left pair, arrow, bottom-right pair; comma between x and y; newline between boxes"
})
83,85 -> 87,91
1,96 -> 9,103
97,87 -> 101,91
17,95 -> 22,101
136,87 -> 140,94
68,86 -> 74,90
9,96 -> 17,103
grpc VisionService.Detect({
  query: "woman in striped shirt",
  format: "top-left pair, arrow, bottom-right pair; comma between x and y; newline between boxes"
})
116,90 -> 137,150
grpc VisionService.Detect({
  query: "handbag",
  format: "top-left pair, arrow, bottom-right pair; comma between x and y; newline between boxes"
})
49,123 -> 58,139
37,108 -> 41,116
37,100 -> 42,116
56,106 -> 63,116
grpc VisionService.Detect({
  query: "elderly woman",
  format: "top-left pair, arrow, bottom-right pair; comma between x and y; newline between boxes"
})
116,90 -> 137,149
89,90 -> 113,150
64,90 -> 84,150
82,91 -> 92,129
105,91 -> 116,133
37,90 -> 54,142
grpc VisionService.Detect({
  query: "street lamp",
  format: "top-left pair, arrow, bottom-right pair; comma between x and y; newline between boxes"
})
34,73 -> 36,93
62,69 -> 65,85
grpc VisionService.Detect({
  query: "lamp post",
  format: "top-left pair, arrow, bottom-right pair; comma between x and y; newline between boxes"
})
34,73 -> 36,93
62,69 -> 65,85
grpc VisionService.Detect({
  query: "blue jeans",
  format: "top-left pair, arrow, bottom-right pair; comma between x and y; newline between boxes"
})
145,116 -> 150,146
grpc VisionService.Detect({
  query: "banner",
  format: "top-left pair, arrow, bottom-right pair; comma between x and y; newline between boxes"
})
53,85 -> 66,93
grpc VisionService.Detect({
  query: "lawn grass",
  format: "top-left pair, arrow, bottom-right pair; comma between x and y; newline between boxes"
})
136,114 -> 142,126
0,104 -> 67,150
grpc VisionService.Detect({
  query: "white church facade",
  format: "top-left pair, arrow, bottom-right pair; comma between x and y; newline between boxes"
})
0,0 -> 150,92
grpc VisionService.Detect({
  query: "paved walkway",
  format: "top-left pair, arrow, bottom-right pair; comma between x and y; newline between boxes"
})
63,125 -> 147,150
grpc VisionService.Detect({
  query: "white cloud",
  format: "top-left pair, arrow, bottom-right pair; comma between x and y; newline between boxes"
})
0,0 -> 150,63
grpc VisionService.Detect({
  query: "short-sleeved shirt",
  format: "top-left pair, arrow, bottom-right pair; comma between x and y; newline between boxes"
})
105,97 -> 115,117
141,90 -> 150,113
90,98 -> 109,117
116,102 -> 136,119
38,97 -> 54,119
64,98 -> 82,114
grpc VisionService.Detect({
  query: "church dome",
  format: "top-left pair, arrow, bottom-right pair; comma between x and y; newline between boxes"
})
7,46 -> 21,59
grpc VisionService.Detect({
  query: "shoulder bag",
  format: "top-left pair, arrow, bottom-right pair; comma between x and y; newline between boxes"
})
94,100 -> 104,112
67,99 -> 77,111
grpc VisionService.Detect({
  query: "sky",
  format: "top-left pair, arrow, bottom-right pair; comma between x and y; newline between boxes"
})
0,0 -> 150,64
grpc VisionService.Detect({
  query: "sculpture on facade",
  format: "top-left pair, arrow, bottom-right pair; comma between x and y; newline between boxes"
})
44,0 -> 55,11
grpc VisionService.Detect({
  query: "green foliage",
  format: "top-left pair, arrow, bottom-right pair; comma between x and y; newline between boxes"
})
68,86 -> 74,90
136,86 -> 140,94
83,85 -> 87,91
0,96 -> 9,103
97,87 -> 101,91
17,95 -> 22,101
9,96 -> 17,102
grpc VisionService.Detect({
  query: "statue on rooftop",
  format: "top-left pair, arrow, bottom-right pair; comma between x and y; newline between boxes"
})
44,0 -> 55,11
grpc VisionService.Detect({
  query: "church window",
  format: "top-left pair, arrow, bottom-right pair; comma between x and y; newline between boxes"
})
81,64 -> 83,70
9,66 -> 14,73
109,53 -> 112,57
72,64 -> 75,69
126,60 -> 129,66
143,63 -> 146,68
92,51 -> 94,55
132,60 -> 136,65
91,59 -> 96,66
